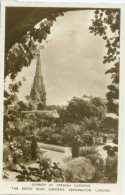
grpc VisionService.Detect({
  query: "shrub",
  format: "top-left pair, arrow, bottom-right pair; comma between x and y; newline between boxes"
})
105,154 -> 117,183
9,141 -> 23,164
79,146 -> 98,157
50,134 -> 62,145
64,157 -> 96,182
16,157 -> 65,182
37,127 -> 63,146
85,153 -> 105,182
37,127 -> 54,142
3,144 -> 12,164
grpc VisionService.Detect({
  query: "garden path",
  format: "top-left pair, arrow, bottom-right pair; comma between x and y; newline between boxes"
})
39,141 -> 117,163
4,141 -> 117,181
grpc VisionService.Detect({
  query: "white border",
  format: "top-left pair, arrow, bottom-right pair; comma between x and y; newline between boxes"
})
0,1 -> 125,195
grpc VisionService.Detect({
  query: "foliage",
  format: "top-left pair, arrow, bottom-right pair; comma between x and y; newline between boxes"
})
103,145 -> 118,154
113,134 -> 118,144
4,91 -> 19,107
46,105 -> 67,127
14,101 -> 28,112
3,143 -> 12,164
10,142 -> 23,157
33,114 -> 104,147
79,146 -> 98,157
85,153 -> 105,182
64,157 -> 96,182
105,154 -> 117,183
4,108 -> 56,142
60,123 -> 79,146
9,141 -> 23,163
47,97 -> 106,127
25,112 -> 56,129
56,96 -> 106,127
81,117 -> 102,132
4,12 -> 64,107
61,116 -> 103,147
66,96 -> 105,122
16,157 -> 65,182
9,81 -> 23,93
4,79 -> 25,107
4,108 -> 25,142
37,127 -> 63,146
103,145 -> 118,182
4,95 -> 106,148
89,9 -> 120,114
5,13 -> 64,80
89,9 -> 120,72
4,100 -> 33,140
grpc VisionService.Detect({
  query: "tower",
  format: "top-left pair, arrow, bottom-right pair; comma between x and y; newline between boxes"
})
30,53 -> 46,110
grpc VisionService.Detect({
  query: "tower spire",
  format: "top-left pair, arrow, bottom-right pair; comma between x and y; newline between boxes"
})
30,51 -> 46,110
35,52 -> 42,77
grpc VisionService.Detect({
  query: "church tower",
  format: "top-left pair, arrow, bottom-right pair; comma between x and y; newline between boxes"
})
30,52 -> 46,110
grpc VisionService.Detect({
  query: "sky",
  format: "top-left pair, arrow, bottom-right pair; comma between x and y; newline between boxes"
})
5,10 -> 112,106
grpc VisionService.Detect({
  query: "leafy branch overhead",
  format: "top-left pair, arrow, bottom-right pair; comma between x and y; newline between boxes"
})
4,12 -> 64,103
89,9 -> 120,83
5,12 -> 64,80
89,9 -> 120,113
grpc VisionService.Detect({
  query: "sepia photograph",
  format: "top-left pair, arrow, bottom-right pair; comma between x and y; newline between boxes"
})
0,2 -> 124,194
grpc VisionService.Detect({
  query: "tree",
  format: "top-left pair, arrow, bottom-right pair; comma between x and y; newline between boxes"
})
89,9 -> 120,114
61,96 -> 106,124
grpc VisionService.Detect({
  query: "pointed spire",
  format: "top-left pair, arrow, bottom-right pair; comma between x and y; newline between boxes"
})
35,52 -> 42,77
30,50 -> 46,109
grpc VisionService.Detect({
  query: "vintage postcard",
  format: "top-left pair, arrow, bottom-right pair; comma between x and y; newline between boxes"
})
0,1 -> 125,194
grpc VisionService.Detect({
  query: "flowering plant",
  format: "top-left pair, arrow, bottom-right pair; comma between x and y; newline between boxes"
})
9,141 -> 23,160
13,149 -> 23,158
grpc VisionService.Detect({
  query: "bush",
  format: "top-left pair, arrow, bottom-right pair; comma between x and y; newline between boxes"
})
37,127 -> 63,146
64,157 -> 96,182
79,146 -> 98,157
85,153 -> 105,182
16,157 -> 65,182
50,134 -> 62,145
105,154 -> 117,183
3,144 -> 12,164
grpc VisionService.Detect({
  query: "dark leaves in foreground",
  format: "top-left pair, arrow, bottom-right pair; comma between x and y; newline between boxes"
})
15,159 -> 65,182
